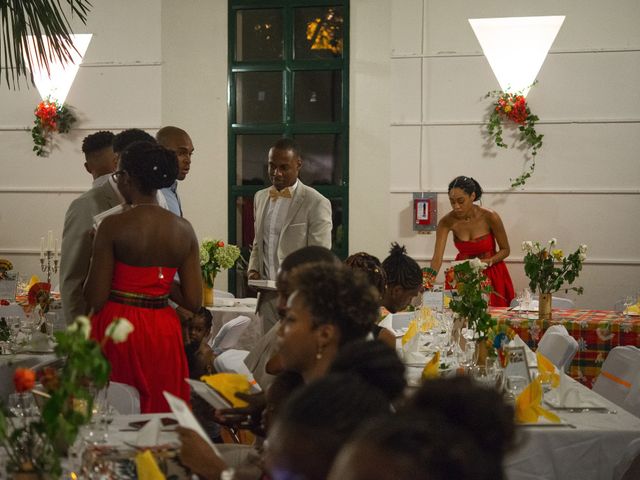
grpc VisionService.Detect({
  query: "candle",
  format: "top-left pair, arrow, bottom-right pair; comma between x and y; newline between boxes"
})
47,230 -> 53,251
40,237 -> 45,259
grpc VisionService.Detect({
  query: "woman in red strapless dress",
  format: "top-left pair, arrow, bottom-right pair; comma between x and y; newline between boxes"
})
84,141 -> 202,413
426,176 -> 515,307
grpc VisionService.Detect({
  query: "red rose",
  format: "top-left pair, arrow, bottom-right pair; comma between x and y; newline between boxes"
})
14,368 -> 36,393
217,241 -> 225,247
0,299 -> 9,305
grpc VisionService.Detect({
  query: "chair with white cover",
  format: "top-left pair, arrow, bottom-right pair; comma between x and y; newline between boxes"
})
213,349 -> 262,392
537,332 -> 579,372
107,382 -> 141,414
214,289 -> 235,299
209,315 -> 252,354
593,346 -> 640,415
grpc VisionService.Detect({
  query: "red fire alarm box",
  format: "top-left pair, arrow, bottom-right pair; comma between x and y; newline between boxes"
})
413,193 -> 437,232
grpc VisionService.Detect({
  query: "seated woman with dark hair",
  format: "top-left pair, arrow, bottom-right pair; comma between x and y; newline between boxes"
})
381,242 -> 423,313
277,261 -> 380,382
329,376 -> 517,480
344,252 -> 396,348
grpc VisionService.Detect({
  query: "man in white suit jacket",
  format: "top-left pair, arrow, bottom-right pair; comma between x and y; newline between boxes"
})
248,138 -> 332,330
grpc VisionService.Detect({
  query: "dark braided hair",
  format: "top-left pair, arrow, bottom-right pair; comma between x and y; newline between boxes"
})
288,262 -> 379,345
120,141 -> 178,196
382,243 -> 422,290
113,128 -> 157,154
82,131 -> 114,155
448,176 -> 483,201
345,252 -> 387,298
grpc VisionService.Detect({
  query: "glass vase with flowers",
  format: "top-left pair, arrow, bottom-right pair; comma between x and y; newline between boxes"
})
448,258 -> 496,366
522,239 -> 587,320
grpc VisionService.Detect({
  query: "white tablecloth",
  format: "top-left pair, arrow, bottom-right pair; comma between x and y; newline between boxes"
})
505,374 -> 640,480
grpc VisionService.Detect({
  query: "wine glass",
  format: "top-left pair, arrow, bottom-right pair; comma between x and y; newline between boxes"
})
470,365 -> 499,389
506,376 -> 528,402
8,392 -> 36,417
623,295 -> 636,319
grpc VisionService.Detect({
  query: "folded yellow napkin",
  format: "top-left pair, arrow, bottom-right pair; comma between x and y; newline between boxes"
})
135,450 -> 165,480
515,377 -> 561,424
422,351 -> 440,380
201,373 -> 251,408
402,319 -> 419,346
536,352 -> 560,388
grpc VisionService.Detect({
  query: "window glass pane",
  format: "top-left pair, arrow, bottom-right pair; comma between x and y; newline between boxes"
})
236,9 -> 284,61
329,198 -> 344,254
236,134 -> 282,186
294,134 -> 342,186
236,72 -> 283,124
294,6 -> 344,60
294,70 -> 341,123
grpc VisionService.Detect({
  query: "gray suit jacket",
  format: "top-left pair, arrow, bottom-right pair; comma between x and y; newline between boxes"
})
60,181 -> 120,324
248,181 -> 332,277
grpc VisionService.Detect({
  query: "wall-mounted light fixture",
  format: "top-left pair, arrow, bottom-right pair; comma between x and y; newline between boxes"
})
469,16 -> 565,96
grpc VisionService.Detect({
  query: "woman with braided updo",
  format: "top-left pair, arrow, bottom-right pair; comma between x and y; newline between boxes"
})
277,262 -> 379,383
85,141 -> 201,413
425,176 -> 514,307
381,243 -> 422,313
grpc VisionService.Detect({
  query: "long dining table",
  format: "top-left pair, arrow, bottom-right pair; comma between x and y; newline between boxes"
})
491,307 -> 640,387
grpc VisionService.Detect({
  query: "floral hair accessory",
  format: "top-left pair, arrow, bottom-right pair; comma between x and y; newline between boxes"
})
486,83 -> 543,188
31,98 -> 76,157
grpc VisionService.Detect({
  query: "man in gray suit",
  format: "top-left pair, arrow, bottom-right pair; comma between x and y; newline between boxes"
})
60,129 -> 156,323
248,138 -> 332,331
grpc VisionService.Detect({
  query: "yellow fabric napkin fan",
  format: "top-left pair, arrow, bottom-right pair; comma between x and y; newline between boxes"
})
515,377 -> 560,424
201,373 -> 251,408
422,351 -> 440,380
402,319 -> 419,346
135,450 -> 165,480
536,352 -> 560,388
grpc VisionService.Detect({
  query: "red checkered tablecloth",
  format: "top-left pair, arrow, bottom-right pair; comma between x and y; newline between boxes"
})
490,307 -> 640,388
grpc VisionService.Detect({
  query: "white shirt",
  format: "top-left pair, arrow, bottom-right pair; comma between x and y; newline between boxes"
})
92,173 -> 111,189
262,180 -> 299,280
107,175 -> 169,209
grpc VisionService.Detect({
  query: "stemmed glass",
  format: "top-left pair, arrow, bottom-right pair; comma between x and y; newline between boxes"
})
623,295 -> 636,319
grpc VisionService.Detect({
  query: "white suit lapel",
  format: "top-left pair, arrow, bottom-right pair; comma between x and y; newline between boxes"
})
281,182 -> 306,233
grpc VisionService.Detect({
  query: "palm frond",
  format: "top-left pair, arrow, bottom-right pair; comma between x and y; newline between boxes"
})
0,0 -> 92,88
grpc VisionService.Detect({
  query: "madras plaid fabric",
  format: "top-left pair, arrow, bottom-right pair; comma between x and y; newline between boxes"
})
491,308 -> 640,388
109,290 -> 169,309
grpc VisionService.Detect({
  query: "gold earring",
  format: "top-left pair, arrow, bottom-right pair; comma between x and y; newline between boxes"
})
316,346 -> 323,360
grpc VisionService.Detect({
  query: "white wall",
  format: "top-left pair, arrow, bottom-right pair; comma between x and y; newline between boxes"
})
384,0 -> 640,308
1,0 -> 638,308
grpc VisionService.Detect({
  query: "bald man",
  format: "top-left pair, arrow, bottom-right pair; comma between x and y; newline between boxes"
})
156,126 -> 194,217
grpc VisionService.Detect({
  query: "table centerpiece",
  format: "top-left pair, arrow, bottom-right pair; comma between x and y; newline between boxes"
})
448,258 -> 496,365
522,239 -> 587,320
0,316 -> 133,478
199,238 -> 241,306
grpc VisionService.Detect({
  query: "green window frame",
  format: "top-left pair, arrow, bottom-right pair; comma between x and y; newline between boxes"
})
227,0 -> 350,295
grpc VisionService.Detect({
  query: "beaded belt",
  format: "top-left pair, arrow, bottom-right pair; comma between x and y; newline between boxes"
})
109,290 -> 169,309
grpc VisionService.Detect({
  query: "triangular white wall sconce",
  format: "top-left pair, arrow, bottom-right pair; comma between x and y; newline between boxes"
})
24,34 -> 92,104
469,16 -> 565,97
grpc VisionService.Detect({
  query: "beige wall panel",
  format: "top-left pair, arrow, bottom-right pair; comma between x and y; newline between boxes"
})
349,0 -> 393,258
391,58 -> 422,123
390,126 -> 421,190
420,124 -> 640,190
391,0 -> 423,55
423,0 -> 640,54
73,0 -> 162,64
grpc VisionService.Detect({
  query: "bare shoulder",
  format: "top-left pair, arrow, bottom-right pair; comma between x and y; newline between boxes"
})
479,206 -> 502,224
439,211 -> 456,228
